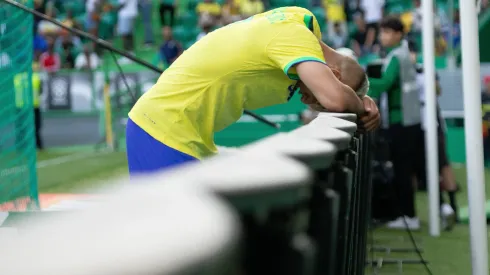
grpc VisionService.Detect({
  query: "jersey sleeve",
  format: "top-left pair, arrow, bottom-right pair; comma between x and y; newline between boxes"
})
266,24 -> 326,81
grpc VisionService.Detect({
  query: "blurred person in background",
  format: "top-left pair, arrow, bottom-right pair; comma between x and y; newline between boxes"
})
116,0 -> 139,64
351,12 -> 372,57
55,30 -> 82,69
410,42 -> 458,228
221,0 -> 241,25
159,0 -> 177,27
125,7 -> 378,175
323,0 -> 347,40
39,38 -> 61,73
33,33 -> 48,61
14,64 -> 43,150
360,0 -> 384,47
159,26 -> 183,68
34,0 -> 46,35
196,0 -> 222,23
327,22 -> 348,49
368,16 -> 422,230
61,8 -> 77,29
140,0 -> 155,47
411,0 -> 440,34
85,0 -> 101,36
197,14 -> 215,41
482,76 -> 490,166
75,43 -> 101,70
37,7 -> 61,37
240,0 -> 265,18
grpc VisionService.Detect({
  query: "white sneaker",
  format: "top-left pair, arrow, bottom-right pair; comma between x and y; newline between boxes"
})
386,216 -> 421,230
441,203 -> 456,230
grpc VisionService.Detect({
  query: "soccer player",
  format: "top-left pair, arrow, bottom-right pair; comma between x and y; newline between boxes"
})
126,6 -> 380,175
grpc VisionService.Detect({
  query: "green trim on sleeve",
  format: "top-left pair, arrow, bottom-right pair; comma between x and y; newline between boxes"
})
303,14 -> 314,31
283,57 -> 326,80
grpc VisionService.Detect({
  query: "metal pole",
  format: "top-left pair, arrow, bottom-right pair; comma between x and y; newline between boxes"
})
459,0 -> 489,274
422,0 -> 440,237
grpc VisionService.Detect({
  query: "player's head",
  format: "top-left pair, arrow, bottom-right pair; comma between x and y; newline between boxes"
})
299,49 -> 368,108
379,16 -> 405,48
328,51 -> 368,98
162,26 -> 173,40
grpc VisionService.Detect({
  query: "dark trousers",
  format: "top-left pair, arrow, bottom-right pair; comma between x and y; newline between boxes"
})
34,108 -> 43,150
159,4 -> 175,27
388,124 -> 423,218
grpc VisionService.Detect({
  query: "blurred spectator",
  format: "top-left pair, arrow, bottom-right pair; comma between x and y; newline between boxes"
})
222,0 -> 241,25
360,0 -> 384,46
324,0 -> 346,22
411,0 -> 440,33
140,0 -> 155,46
159,26 -> 183,67
159,0 -> 177,27
33,34 -> 48,61
117,0 -> 139,64
37,7 -> 61,36
196,0 -> 222,23
351,12 -> 371,57
435,31 -> 447,56
240,0 -> 265,18
55,31 -> 81,69
197,14 -> 215,41
55,30 -> 82,52
33,0 -> 46,35
328,22 -> 348,49
75,43 -> 101,70
39,38 -> 61,73
85,0 -> 101,36
450,9 -> 461,49
61,9 -> 76,29
482,76 -> 490,164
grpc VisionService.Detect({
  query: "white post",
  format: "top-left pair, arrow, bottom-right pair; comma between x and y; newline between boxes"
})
422,0 -> 440,237
460,1 -> 489,274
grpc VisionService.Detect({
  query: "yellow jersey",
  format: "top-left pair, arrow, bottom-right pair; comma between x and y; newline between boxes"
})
240,0 -> 265,16
196,2 -> 222,16
129,7 -> 325,159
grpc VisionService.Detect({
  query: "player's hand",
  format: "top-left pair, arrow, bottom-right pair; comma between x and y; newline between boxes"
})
358,96 -> 380,132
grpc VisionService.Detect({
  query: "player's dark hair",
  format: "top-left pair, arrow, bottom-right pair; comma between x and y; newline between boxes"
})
380,16 -> 405,33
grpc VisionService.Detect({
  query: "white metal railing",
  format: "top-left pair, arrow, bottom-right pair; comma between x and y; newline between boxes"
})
0,112 -> 374,275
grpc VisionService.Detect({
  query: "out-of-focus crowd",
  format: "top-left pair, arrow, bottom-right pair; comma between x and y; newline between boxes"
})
31,0 -> 485,73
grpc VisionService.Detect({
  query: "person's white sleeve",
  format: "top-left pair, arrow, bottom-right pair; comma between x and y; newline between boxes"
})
74,54 -> 85,69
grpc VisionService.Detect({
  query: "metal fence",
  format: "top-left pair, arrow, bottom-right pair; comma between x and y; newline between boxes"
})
1,112 -> 373,275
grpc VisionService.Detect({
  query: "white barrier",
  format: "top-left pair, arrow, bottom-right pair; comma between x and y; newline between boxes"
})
0,183 -> 240,275
309,115 -> 357,135
1,112 -> 371,275
156,152 -> 313,211
290,124 -> 353,150
243,133 -> 337,169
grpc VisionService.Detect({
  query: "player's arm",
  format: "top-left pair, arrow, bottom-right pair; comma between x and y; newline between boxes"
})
266,25 -> 363,115
368,56 -> 400,100
296,61 -> 365,115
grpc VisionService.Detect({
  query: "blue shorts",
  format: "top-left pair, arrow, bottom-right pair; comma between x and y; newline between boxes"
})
126,118 -> 197,176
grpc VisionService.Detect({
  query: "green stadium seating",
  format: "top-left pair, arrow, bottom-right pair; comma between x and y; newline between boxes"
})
177,11 -> 199,28
295,0 -> 311,8
173,25 -> 195,42
270,0 -> 296,9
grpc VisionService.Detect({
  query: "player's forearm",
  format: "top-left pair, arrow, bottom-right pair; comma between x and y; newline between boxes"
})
340,86 -> 365,115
